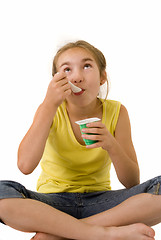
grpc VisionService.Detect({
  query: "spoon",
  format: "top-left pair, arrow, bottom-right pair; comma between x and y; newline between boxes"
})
68,81 -> 82,93
55,73 -> 82,93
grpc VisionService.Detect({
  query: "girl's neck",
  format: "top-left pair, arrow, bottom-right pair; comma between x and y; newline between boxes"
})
65,98 -> 103,120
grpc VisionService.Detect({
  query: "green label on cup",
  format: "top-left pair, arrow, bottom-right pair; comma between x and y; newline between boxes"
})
75,118 -> 101,145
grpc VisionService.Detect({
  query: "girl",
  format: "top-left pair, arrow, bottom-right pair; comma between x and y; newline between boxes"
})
1,40 -> 161,240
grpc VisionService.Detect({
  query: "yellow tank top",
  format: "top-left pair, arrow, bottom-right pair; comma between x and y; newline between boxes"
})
37,99 -> 121,193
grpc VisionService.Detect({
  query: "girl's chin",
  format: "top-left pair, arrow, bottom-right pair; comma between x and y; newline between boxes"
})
66,93 -> 100,107
67,99 -> 99,108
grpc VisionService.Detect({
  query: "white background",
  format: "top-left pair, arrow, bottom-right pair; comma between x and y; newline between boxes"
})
0,0 -> 161,239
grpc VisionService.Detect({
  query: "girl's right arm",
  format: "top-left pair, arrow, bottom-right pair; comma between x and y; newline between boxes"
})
17,72 -> 71,175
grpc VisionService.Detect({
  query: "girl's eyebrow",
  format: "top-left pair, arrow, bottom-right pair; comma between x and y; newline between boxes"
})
60,62 -> 70,68
59,58 -> 94,68
82,58 -> 94,62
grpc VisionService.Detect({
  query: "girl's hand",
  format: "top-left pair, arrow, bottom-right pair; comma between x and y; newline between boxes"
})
44,72 -> 72,108
81,121 -> 115,151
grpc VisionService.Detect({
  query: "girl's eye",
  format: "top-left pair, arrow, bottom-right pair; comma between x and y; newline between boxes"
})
84,64 -> 91,69
64,67 -> 71,73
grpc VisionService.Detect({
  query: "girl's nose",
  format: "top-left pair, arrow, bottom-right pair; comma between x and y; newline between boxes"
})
71,70 -> 83,84
73,78 -> 83,83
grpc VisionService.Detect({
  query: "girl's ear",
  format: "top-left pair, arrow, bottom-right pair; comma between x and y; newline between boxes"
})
100,70 -> 107,85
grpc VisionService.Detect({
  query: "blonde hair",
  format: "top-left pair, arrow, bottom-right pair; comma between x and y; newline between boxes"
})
52,40 -> 109,99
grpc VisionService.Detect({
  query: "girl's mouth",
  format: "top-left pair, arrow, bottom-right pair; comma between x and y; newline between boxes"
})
73,89 -> 85,96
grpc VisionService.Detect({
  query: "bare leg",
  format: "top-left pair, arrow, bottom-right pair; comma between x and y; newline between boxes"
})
0,198 -> 154,240
0,198 -> 103,240
30,193 -> 161,240
31,224 -> 155,240
30,233 -> 65,240
83,193 -> 161,227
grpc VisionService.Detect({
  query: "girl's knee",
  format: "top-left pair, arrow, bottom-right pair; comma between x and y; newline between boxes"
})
0,180 -> 25,200
147,176 -> 161,195
0,180 -> 16,190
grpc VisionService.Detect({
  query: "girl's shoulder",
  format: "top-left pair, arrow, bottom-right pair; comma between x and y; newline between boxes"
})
104,98 -> 121,105
104,100 -> 129,125
101,99 -> 122,134
102,99 -> 122,113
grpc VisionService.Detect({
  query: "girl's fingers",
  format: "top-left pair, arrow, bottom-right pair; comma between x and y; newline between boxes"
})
56,79 -> 70,89
46,72 -> 71,107
81,127 -> 105,135
53,72 -> 71,91
54,71 -> 66,81
86,121 -> 102,128
82,134 -> 102,141
83,135 -> 105,149
86,142 -> 101,149
52,76 -> 67,86
81,125 -> 109,150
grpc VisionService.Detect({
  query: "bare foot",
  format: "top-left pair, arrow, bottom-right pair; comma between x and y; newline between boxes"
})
30,232 -> 66,240
30,223 -> 155,240
104,223 -> 155,240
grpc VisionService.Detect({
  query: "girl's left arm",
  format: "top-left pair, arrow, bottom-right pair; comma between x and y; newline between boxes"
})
108,104 -> 140,188
82,105 -> 140,188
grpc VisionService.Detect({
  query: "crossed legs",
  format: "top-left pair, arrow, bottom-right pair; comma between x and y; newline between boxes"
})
84,193 -> 161,227
0,193 -> 159,240
31,224 -> 155,240
31,193 -> 159,240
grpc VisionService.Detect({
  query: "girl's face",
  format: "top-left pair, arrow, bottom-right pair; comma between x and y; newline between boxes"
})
56,47 -> 106,107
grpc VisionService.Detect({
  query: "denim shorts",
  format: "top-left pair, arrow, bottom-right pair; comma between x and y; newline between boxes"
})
0,176 -> 161,223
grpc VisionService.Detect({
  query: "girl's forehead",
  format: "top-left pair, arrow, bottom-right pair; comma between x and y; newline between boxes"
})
56,47 -> 96,67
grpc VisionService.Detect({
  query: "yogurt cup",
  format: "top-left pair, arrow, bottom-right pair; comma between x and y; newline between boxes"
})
75,117 -> 101,145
